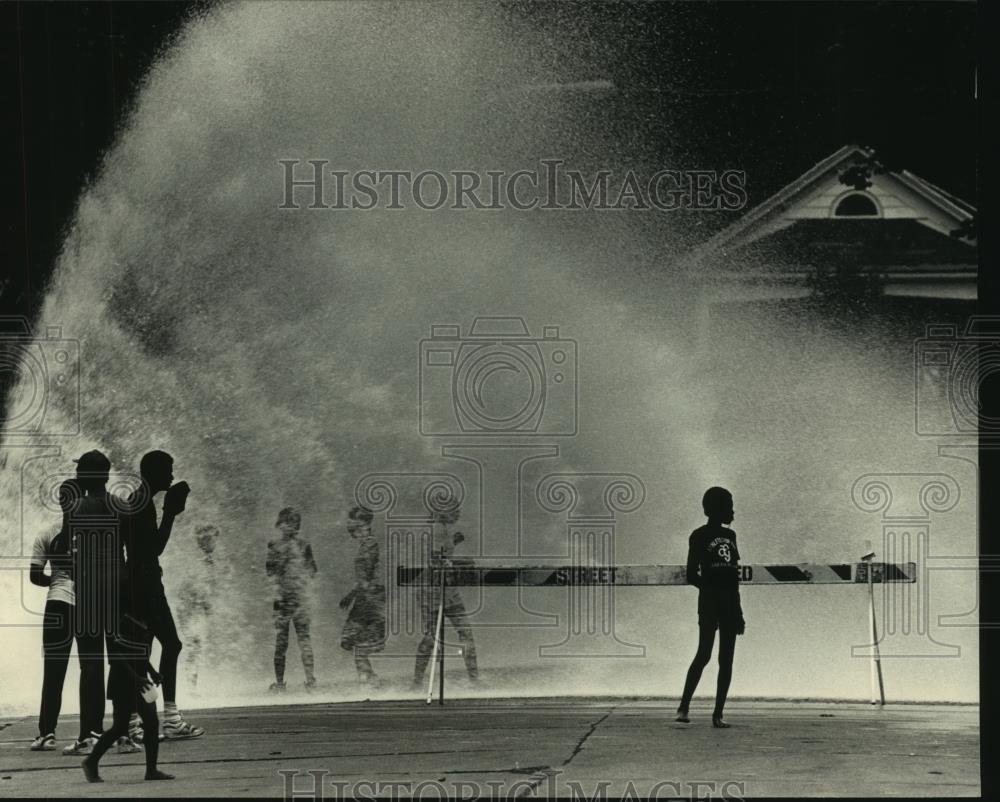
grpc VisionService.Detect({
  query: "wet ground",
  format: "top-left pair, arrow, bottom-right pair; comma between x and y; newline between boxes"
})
0,698 -> 979,797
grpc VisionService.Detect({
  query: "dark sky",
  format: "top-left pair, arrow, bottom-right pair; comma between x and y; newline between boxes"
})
0,0 -> 979,324
1,1 -> 202,321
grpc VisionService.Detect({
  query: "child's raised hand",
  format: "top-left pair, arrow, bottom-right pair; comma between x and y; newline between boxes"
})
163,481 -> 190,516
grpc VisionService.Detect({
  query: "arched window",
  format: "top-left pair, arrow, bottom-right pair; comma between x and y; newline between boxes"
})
834,193 -> 880,217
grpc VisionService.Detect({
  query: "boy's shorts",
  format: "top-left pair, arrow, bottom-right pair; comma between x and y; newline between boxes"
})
697,589 -> 742,631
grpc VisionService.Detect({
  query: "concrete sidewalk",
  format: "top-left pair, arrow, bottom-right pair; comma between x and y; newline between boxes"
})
0,699 -> 979,797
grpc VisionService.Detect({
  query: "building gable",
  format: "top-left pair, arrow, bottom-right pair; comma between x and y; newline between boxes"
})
688,145 -> 975,265
688,145 -> 976,302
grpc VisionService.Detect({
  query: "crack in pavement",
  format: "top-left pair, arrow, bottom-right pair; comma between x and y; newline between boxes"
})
517,706 -> 616,798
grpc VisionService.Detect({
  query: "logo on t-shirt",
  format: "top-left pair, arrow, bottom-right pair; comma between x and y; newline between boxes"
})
708,536 -> 735,566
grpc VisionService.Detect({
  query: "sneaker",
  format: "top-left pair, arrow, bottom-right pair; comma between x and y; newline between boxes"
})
162,718 -> 205,740
62,735 -> 98,756
115,735 -> 143,754
129,723 -> 164,745
268,681 -> 287,693
30,733 -> 56,751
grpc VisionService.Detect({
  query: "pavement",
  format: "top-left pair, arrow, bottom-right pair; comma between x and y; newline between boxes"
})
0,698 -> 979,797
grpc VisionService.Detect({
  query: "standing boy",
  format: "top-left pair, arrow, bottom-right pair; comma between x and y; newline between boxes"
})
60,450 -> 124,755
676,486 -> 746,728
340,506 -> 386,685
28,479 -> 85,751
121,450 -> 203,740
174,524 -> 222,690
413,506 -> 478,689
266,507 -> 318,692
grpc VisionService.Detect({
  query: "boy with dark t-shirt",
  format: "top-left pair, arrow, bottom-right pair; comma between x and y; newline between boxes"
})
676,486 -> 746,728
120,450 -> 203,740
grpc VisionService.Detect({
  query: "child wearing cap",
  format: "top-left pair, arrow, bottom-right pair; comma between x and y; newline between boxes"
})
266,507 -> 318,692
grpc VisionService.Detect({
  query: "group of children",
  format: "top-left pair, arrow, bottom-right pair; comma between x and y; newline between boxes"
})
265,502 -> 479,692
30,478 -> 746,784
29,448 -> 203,783
264,486 -> 743,724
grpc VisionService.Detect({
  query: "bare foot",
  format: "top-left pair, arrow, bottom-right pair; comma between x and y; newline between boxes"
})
81,758 -> 103,783
145,769 -> 175,781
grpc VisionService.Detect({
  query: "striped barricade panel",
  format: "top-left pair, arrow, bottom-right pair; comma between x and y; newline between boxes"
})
396,562 -> 917,586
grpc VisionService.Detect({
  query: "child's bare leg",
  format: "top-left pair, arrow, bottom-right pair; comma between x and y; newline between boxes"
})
678,624 -> 716,717
81,699 -> 129,782
713,626 -> 737,725
139,697 -> 173,780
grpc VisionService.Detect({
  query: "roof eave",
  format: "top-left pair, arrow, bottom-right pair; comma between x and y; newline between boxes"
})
681,144 -> 875,269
